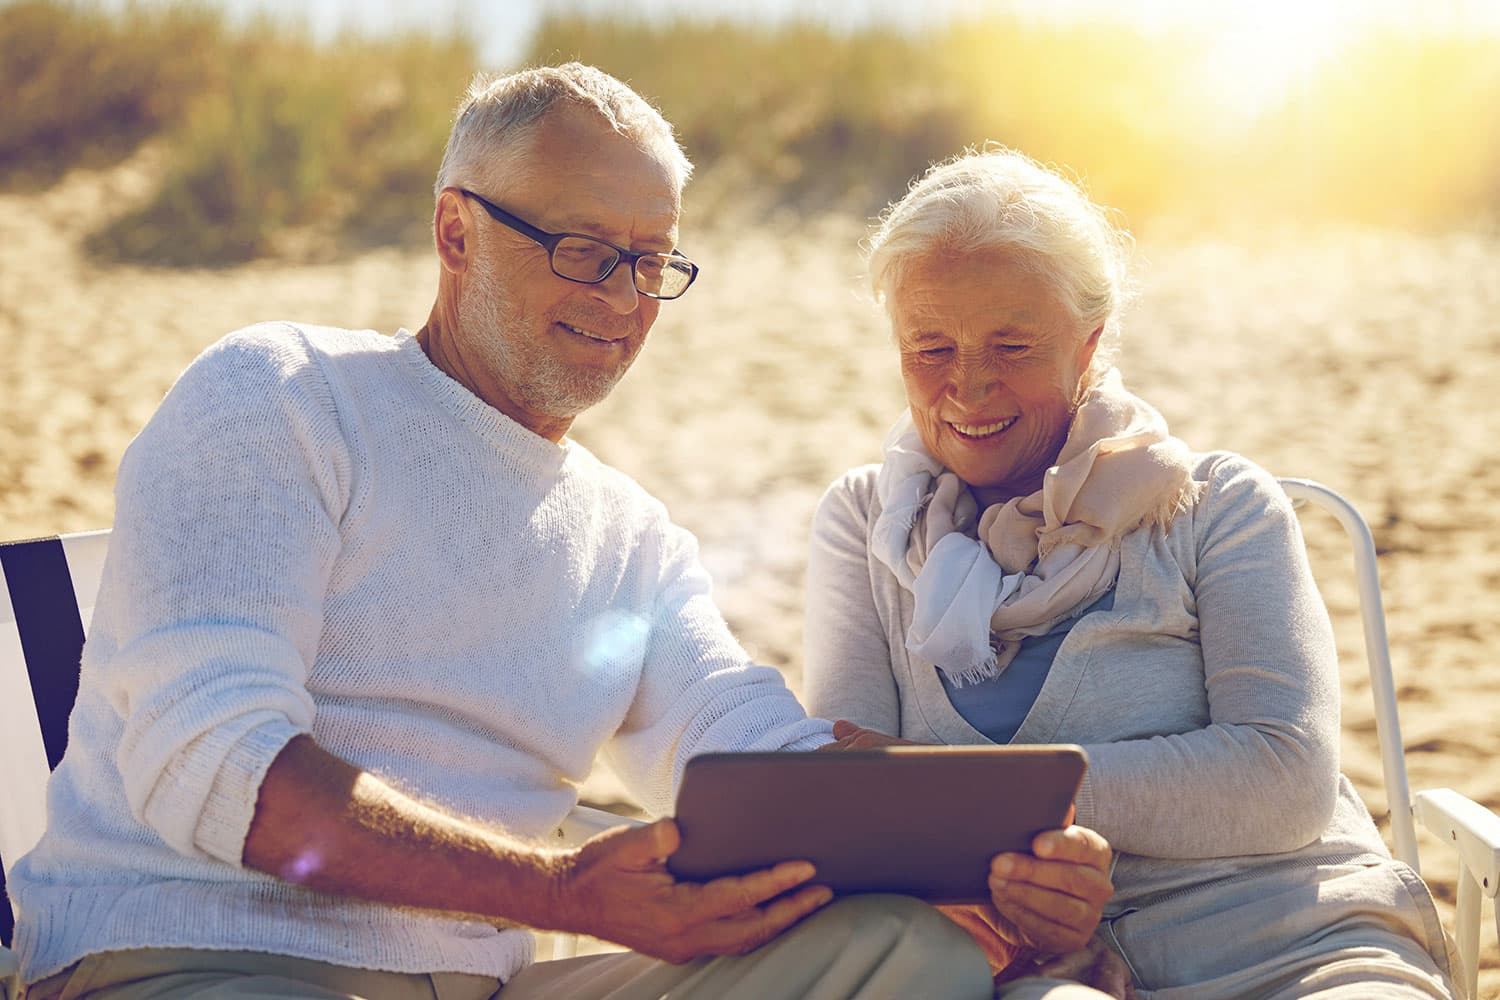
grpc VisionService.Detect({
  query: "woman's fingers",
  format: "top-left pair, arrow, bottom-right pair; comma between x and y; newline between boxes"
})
823,720 -> 924,750
1032,824 -> 1112,870
1034,939 -> 1136,1000
989,829 -> 1115,953
991,851 -> 1114,905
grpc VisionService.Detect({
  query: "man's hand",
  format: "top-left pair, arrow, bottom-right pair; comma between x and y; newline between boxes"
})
986,824 -> 1114,954
553,818 -> 833,964
818,719 -> 922,751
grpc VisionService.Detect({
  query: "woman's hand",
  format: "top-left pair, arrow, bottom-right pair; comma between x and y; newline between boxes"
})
935,901 -> 1032,976
987,824 -> 1115,954
1026,937 -> 1137,999
818,719 -> 924,751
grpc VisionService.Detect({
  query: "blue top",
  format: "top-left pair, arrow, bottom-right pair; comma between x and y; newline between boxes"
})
939,588 -> 1115,743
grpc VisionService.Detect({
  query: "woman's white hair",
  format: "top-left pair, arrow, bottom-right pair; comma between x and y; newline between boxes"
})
434,63 -> 693,200
867,146 -> 1135,384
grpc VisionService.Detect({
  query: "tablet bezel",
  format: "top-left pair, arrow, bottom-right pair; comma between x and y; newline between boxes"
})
666,744 -> 1088,902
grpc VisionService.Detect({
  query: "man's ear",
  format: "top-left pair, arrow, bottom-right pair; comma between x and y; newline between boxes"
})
433,189 -> 471,275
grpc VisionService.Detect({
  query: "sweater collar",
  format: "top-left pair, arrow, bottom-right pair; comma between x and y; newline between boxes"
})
394,329 -> 573,473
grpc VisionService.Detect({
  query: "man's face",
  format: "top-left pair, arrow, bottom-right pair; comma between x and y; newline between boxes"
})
454,106 -> 681,435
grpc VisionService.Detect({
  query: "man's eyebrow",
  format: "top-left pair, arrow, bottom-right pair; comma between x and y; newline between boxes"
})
555,216 -> 677,251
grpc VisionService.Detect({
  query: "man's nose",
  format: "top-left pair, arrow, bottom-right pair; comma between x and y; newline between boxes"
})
590,260 -> 641,314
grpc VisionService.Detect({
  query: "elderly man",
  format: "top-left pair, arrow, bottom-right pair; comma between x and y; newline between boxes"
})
10,64 -> 1109,1000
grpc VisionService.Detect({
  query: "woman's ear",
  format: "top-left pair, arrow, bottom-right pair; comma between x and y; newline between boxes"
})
433,189 -> 471,275
1079,324 -> 1105,372
1070,325 -> 1107,405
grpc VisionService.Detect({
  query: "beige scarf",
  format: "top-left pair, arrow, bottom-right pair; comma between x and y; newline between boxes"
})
871,368 -> 1202,684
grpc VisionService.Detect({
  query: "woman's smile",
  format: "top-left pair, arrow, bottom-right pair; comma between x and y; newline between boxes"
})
947,416 -> 1018,440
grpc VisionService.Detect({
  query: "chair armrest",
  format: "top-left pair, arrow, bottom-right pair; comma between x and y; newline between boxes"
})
550,804 -> 647,848
1413,788 -> 1500,1000
1,945 -> 19,1000
1413,788 -> 1500,897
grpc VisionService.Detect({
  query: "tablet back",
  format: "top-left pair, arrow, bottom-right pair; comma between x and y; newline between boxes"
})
667,745 -> 1087,902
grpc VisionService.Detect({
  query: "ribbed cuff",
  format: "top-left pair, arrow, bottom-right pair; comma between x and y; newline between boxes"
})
1073,769 -> 1098,831
780,728 -> 836,751
192,720 -> 307,865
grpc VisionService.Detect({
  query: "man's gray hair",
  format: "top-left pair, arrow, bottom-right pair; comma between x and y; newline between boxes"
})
434,63 -> 693,200
866,146 -> 1134,382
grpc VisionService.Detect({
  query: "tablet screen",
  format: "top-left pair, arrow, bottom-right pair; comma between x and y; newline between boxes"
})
666,745 -> 1087,902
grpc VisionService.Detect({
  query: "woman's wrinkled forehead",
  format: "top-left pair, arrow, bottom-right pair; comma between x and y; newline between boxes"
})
887,246 -> 1075,320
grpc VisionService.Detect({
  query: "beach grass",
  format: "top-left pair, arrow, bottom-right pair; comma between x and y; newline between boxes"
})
4,1 -> 1498,265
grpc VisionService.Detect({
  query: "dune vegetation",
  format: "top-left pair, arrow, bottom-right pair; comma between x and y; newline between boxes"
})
3,0 -> 1497,265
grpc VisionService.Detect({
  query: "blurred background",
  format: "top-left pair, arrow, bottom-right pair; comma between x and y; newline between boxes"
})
2,1 -> 1498,990
3,0 -> 1499,263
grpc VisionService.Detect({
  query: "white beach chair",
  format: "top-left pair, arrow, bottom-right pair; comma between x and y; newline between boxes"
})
3,483 -> 1497,995
1279,479 -> 1500,1000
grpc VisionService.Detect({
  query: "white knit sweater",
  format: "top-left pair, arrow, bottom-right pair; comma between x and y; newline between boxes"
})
10,323 -> 831,984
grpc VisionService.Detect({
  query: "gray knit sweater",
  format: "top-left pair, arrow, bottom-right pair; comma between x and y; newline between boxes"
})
804,453 -> 1399,905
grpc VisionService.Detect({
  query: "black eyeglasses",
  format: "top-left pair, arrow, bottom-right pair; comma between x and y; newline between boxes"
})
457,188 -> 699,301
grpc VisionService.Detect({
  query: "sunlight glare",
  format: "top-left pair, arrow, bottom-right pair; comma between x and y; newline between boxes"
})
1187,2 -> 1354,126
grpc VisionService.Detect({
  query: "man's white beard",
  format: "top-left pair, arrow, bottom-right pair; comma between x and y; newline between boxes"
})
460,252 -> 633,420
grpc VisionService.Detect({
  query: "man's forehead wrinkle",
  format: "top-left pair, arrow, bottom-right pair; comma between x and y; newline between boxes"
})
506,109 -> 681,250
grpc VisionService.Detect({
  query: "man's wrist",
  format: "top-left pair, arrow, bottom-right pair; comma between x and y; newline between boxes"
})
498,841 -> 580,934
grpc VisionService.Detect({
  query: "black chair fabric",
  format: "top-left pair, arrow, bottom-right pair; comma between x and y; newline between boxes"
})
0,536 -> 86,948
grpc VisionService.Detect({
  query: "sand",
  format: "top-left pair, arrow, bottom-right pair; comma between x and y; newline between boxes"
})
3,149 -> 1497,995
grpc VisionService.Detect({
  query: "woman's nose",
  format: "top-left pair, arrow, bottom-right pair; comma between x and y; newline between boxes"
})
948,359 -> 994,405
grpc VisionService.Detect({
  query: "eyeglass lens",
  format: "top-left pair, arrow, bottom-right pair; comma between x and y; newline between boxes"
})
551,237 -> 694,298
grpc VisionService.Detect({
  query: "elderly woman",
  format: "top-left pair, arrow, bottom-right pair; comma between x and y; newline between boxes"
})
804,148 -> 1455,999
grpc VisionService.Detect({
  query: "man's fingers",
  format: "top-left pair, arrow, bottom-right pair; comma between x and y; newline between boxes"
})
598,817 -> 680,867
678,883 -> 834,958
695,860 -> 819,918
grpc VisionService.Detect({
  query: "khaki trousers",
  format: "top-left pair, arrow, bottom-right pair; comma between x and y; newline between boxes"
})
25,894 -> 1033,1000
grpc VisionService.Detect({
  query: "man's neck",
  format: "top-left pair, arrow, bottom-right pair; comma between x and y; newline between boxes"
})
415,308 -> 573,444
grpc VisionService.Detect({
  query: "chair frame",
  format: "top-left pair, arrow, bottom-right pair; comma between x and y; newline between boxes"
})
2,481 -> 1497,996
1280,479 -> 1499,1000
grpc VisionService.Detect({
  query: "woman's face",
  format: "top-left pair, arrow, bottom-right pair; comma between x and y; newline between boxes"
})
892,248 -> 1102,506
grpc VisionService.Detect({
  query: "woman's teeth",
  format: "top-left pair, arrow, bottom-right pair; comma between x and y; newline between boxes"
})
950,417 -> 1017,439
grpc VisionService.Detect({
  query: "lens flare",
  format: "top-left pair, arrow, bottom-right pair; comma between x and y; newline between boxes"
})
284,848 -> 323,883
576,609 -> 650,676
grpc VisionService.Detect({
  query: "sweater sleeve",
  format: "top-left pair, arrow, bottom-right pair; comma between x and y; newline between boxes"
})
1073,454 -> 1341,858
604,514 -> 832,817
803,470 -> 902,734
101,325 -> 349,865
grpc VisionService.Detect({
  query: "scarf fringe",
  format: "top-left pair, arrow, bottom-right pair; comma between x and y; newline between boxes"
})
1158,478 -> 1207,531
947,651 -> 1003,688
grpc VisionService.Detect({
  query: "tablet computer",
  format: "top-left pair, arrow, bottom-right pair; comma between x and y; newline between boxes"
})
666,744 -> 1087,902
